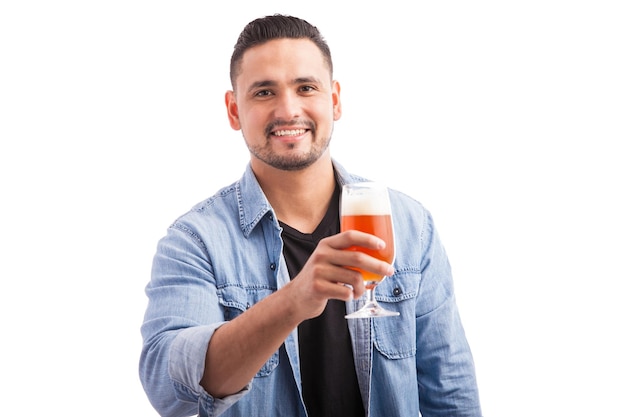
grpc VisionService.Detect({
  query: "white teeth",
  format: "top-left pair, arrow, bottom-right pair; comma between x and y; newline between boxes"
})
274,129 -> 306,137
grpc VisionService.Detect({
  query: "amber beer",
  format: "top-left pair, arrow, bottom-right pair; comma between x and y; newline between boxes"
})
341,214 -> 394,284
341,182 -> 395,286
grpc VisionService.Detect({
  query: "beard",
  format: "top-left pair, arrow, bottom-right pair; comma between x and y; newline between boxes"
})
246,137 -> 331,171
245,121 -> 333,171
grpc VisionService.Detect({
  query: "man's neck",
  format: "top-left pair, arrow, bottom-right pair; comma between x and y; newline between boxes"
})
252,156 -> 336,233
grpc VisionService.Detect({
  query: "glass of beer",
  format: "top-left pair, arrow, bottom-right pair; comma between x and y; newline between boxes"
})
341,182 -> 399,319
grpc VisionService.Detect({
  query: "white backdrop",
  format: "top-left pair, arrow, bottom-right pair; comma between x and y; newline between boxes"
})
1,1 -> 624,416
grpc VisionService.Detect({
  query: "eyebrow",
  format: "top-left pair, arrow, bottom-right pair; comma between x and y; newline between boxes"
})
246,76 -> 323,94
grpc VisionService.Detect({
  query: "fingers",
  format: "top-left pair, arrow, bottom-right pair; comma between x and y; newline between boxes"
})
323,230 -> 395,278
327,229 -> 387,252
286,230 -> 395,320
298,252 -> 366,297
310,268 -> 362,301
302,230 -> 394,295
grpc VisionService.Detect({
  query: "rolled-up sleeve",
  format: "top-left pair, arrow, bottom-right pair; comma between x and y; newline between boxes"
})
139,223 -> 251,417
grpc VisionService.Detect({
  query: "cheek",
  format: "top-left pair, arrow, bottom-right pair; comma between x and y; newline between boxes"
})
239,109 -> 271,138
237,107 -> 261,129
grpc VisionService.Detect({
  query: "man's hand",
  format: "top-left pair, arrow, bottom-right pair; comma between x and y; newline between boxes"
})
285,229 -> 395,320
202,230 -> 394,398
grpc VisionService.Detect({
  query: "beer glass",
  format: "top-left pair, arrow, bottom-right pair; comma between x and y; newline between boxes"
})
341,182 -> 399,319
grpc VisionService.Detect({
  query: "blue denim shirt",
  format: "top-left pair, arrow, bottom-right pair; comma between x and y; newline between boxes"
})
140,161 -> 482,417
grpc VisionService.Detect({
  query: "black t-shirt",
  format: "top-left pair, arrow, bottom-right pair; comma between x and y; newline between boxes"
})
279,184 -> 365,417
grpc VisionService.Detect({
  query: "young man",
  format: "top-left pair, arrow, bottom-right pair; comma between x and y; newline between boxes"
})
140,14 -> 482,417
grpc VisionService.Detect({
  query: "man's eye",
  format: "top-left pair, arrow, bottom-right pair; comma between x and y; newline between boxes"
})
255,90 -> 273,97
300,85 -> 315,92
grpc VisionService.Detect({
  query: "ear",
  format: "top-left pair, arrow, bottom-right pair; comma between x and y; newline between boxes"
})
332,80 -> 342,121
225,90 -> 241,130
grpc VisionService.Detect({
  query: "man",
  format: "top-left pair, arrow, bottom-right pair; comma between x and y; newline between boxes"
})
140,14 -> 482,417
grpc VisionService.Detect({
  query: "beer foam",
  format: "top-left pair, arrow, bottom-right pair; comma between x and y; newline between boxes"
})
341,194 -> 391,215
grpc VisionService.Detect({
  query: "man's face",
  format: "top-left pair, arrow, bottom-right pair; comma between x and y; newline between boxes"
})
226,38 -> 342,171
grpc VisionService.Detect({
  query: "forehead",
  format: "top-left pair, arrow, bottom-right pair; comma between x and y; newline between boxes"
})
236,38 -> 331,88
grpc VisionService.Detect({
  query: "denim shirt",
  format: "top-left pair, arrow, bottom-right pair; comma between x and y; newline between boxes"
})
140,161 -> 482,417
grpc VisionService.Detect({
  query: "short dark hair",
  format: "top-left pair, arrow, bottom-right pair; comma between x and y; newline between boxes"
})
229,14 -> 333,89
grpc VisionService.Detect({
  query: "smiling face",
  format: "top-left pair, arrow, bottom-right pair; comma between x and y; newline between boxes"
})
226,38 -> 342,172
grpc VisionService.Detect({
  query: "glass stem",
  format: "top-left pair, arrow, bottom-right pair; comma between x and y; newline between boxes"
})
364,287 -> 376,306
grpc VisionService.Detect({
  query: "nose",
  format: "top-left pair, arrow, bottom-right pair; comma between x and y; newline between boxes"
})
273,91 -> 301,120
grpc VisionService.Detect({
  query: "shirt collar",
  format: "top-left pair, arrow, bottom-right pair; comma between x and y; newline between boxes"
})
235,159 -> 366,237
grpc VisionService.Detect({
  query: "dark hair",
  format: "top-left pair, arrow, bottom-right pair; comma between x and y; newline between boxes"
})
229,14 -> 333,89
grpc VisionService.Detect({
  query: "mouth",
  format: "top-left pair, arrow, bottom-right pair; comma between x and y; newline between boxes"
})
272,128 -> 308,137
266,119 -> 315,141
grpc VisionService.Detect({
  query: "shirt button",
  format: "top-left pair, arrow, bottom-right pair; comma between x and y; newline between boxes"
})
270,263 -> 276,271
393,287 -> 402,296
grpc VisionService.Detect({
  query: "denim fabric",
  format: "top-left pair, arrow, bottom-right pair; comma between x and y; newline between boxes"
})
139,160 -> 482,417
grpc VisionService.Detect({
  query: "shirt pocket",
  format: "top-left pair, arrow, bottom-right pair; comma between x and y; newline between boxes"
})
217,284 -> 279,377
372,270 -> 421,359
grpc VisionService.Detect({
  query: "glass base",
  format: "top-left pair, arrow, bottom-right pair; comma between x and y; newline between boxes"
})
345,301 -> 400,319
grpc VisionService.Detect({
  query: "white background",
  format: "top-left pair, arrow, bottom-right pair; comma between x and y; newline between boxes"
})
1,1 -> 624,416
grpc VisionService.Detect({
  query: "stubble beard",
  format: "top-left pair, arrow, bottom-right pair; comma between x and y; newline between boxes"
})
245,126 -> 333,172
